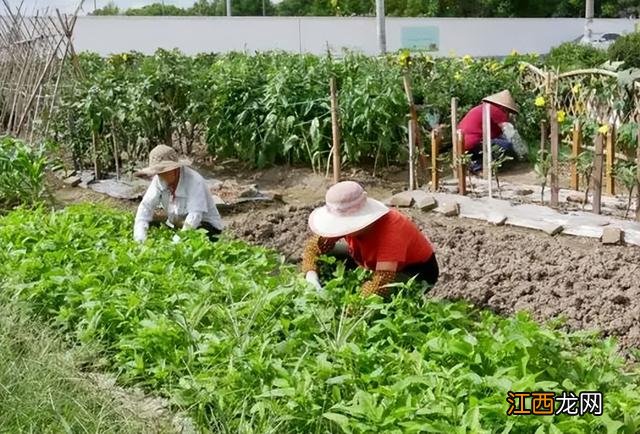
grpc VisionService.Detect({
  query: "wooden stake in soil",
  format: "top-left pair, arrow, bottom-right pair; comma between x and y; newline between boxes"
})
592,132 -> 604,215
329,77 -> 341,184
636,119 -> 640,222
550,108 -> 559,207
408,119 -> 415,190
451,97 -> 458,175
482,102 -> 492,198
540,120 -> 547,156
605,125 -> 615,196
402,72 -> 428,187
91,131 -> 100,180
430,129 -> 439,192
456,130 -> 466,195
571,120 -> 581,190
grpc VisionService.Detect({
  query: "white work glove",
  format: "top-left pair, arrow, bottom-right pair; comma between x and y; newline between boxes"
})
501,122 -> 516,139
305,270 -> 323,291
133,223 -> 147,243
172,234 -> 181,244
511,129 -> 528,160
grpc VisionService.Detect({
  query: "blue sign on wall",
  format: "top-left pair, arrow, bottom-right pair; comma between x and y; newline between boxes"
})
401,26 -> 439,52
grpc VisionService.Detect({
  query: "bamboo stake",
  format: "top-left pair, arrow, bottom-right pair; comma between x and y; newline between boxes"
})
456,130 -> 466,195
329,77 -> 341,184
408,119 -> 415,190
592,133 -> 604,215
636,116 -> 640,222
5,13 -> 36,133
41,32 -> 71,139
605,125 -> 615,196
111,122 -> 120,180
550,108 -> 559,207
403,72 -> 427,187
430,129 -> 439,192
482,102 -> 492,198
451,97 -> 458,175
15,33 -> 64,135
91,131 -> 100,180
571,120 -> 581,190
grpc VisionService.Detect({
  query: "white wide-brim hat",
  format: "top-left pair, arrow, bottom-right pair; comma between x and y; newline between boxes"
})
134,144 -> 191,178
308,181 -> 389,238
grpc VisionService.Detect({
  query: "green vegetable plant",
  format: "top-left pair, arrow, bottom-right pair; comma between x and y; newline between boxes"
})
614,161 -> 639,218
0,137 -> 51,210
490,144 -> 513,199
1,204 -> 640,432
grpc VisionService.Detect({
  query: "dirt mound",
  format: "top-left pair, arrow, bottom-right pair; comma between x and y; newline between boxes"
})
227,205 -> 640,352
227,205 -> 317,261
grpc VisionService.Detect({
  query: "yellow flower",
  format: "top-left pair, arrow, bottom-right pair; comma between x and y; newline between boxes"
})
454,72 -> 462,81
598,125 -> 609,134
122,53 -> 128,62
462,54 -> 473,65
518,63 -> 526,72
557,110 -> 566,123
571,83 -> 581,94
534,96 -> 546,107
397,50 -> 411,68
510,49 -> 519,56
490,62 -> 500,72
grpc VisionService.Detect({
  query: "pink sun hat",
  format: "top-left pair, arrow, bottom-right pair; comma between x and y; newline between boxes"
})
308,181 -> 390,238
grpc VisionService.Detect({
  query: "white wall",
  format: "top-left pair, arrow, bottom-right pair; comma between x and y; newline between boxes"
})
72,16 -> 638,57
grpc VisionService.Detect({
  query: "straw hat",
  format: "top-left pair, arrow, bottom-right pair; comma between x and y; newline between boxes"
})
308,181 -> 389,238
482,90 -> 519,114
134,145 -> 191,178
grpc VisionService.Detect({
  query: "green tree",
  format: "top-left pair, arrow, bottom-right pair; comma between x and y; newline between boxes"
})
89,0 -> 640,18
91,2 -> 120,15
124,3 -> 187,15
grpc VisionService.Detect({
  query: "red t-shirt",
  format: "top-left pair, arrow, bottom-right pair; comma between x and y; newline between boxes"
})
342,209 -> 434,271
458,103 -> 508,151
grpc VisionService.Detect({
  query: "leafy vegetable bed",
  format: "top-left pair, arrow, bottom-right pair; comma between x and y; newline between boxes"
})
1,204 -> 639,433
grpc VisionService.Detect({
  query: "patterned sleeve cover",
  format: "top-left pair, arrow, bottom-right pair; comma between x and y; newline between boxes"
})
301,235 -> 338,273
361,270 -> 396,298
302,235 -> 397,298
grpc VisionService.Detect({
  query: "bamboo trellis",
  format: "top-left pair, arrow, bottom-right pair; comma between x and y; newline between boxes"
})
0,1 -> 79,143
520,62 -> 640,219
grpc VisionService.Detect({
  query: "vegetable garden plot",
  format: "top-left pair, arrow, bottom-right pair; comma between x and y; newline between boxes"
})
1,205 -> 640,433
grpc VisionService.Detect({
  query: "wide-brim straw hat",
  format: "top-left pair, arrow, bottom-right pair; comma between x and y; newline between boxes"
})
134,145 -> 191,178
482,90 -> 519,114
308,181 -> 389,238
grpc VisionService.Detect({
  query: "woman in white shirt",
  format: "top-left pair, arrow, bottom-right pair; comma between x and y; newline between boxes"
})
133,145 -> 223,242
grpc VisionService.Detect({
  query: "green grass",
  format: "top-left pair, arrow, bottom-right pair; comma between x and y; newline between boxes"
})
0,204 -> 639,433
0,301 -> 176,433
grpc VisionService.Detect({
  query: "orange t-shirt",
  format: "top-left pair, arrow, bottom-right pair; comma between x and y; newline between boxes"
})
343,209 -> 434,271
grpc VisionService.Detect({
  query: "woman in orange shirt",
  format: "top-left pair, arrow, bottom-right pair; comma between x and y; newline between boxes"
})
302,181 -> 439,298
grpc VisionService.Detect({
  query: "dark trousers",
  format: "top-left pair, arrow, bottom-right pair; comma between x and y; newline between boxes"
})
400,254 -> 440,286
330,242 -> 439,286
469,135 -> 516,172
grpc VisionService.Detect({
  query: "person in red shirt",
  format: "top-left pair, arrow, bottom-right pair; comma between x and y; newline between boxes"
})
302,181 -> 438,298
458,90 -> 519,173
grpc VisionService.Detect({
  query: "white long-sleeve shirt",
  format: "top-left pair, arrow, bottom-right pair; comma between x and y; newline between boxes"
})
134,166 -> 223,241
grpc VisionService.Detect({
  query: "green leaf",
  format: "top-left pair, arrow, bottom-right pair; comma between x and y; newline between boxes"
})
322,412 -> 352,433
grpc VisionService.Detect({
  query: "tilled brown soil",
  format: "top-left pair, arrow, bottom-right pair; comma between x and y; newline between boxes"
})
228,204 -> 640,352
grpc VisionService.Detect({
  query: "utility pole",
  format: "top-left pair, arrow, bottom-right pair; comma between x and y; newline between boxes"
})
582,0 -> 594,43
226,0 -> 231,16
376,0 -> 386,54
262,0 -> 266,16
